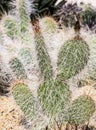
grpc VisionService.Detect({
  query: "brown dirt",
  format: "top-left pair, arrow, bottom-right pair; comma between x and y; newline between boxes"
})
0,96 -> 26,130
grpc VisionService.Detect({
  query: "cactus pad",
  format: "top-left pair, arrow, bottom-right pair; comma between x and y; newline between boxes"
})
38,79 -> 71,118
19,0 -> 29,33
4,18 -> 19,39
9,57 -> 27,79
13,83 -> 37,121
57,39 -> 90,80
65,95 -> 95,125
36,34 -> 53,80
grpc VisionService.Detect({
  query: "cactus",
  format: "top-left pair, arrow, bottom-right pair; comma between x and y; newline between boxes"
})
18,0 -> 34,45
18,48 -> 34,76
0,61 -> 12,95
0,0 -> 96,129
64,95 -> 95,125
38,79 -> 71,119
12,83 -> 37,121
31,10 -> 53,81
18,0 -> 29,33
18,48 -> 33,66
4,17 -> 19,39
57,39 -> 90,80
9,57 -> 27,79
40,17 -> 57,34
36,34 -> 53,80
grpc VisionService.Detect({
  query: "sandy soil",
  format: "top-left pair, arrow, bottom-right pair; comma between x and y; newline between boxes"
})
0,96 -> 25,130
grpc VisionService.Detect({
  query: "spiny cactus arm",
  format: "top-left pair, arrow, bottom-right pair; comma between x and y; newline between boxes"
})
35,34 -> 53,80
4,17 -> 20,39
18,0 -> 31,33
64,95 -> 95,125
57,39 -> 90,80
9,57 -> 27,79
12,83 -> 37,121
30,13 -> 53,80
16,0 -> 34,44
38,79 -> 71,119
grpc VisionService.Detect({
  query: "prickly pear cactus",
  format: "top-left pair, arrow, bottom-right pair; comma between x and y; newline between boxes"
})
0,0 -> 96,130
13,83 -> 37,121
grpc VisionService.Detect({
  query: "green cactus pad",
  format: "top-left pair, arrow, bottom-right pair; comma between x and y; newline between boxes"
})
13,83 -> 37,120
38,79 -> 71,118
4,18 -> 19,39
36,34 -> 53,80
57,39 -> 90,80
9,58 -> 27,79
19,0 -> 29,33
65,95 -> 95,125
